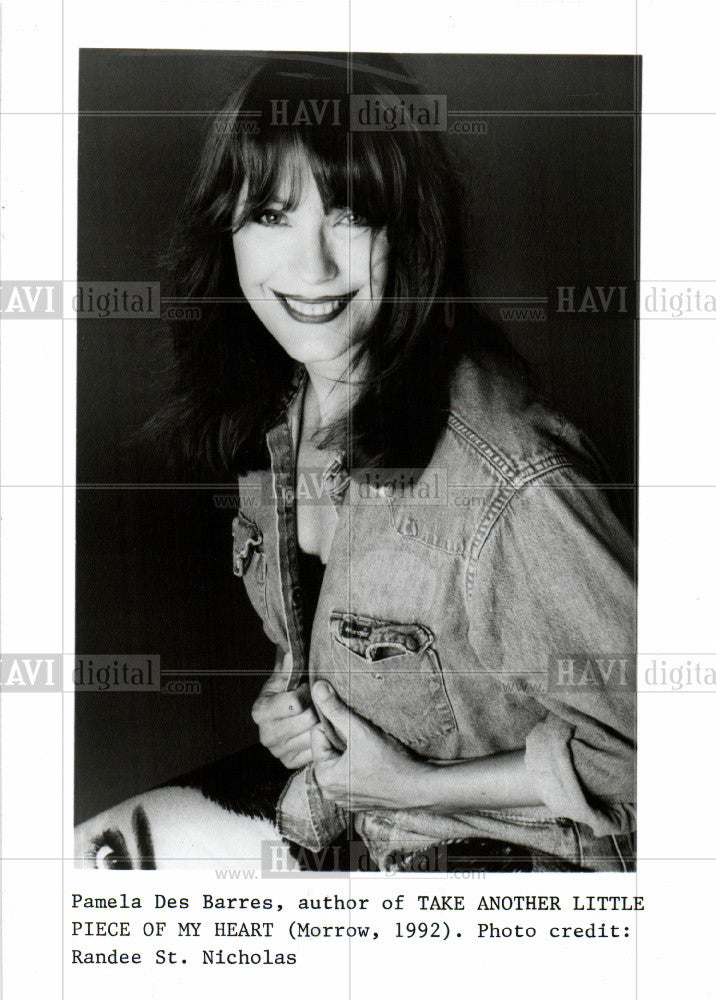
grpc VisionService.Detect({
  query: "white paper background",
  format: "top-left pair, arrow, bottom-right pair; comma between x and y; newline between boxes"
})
1,1 -> 715,997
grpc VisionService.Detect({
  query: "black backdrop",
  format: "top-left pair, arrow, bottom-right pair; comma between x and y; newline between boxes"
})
75,50 -> 639,822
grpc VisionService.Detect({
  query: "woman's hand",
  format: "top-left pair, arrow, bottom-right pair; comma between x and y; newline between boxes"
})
251,677 -> 319,770
310,681 -> 430,809
310,681 -> 544,812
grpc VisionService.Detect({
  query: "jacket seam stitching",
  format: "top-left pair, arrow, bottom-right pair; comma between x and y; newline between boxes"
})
464,463 -> 575,596
465,485 -> 518,595
448,412 -> 576,488
469,813 -> 571,830
388,501 -> 468,557
572,820 -> 584,867
448,413 -> 515,481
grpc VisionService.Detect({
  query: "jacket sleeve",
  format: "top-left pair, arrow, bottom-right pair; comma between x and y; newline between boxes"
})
465,463 -> 636,837
276,765 -> 349,852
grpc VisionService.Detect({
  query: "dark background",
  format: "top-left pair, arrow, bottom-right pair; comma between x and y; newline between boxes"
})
75,50 -> 640,822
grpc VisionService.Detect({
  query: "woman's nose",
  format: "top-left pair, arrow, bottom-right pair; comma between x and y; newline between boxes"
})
295,223 -> 339,285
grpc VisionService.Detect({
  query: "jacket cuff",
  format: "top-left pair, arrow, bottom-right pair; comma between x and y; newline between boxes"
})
525,717 -> 635,838
276,764 -> 349,851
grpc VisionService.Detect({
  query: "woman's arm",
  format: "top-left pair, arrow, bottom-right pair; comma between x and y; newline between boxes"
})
462,465 -> 636,831
311,681 -> 543,811
415,750 -> 542,810
311,460 -> 636,827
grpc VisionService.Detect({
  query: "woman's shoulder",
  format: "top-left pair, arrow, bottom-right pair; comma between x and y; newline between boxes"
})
444,353 -> 605,489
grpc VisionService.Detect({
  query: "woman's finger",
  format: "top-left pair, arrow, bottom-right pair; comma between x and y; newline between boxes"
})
279,730 -> 313,757
262,720 -> 316,756
310,723 -> 339,764
260,706 -> 318,746
251,684 -> 312,724
286,748 -> 314,770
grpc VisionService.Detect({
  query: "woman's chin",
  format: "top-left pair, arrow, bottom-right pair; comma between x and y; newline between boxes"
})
277,334 -> 359,369
251,306 -> 371,369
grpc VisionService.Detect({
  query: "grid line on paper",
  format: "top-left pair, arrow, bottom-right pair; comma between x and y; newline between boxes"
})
61,1 -> 67,997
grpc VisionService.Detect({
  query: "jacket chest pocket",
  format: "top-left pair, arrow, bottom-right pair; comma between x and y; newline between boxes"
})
329,611 -> 457,752
232,512 -> 269,622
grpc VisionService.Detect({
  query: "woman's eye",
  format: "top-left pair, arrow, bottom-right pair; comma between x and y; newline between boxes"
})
87,830 -> 133,870
93,843 -> 132,870
95,844 -> 122,869
335,210 -> 369,228
255,209 -> 288,227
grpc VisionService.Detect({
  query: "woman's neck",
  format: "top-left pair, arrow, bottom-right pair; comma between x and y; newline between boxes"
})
303,357 -> 366,435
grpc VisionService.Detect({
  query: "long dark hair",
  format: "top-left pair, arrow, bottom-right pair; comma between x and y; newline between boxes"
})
148,53 -> 516,479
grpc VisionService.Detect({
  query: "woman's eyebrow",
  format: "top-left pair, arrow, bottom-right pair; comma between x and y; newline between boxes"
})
131,805 -> 156,870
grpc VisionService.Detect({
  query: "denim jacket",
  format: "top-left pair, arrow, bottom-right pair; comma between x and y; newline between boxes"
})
232,357 -> 636,871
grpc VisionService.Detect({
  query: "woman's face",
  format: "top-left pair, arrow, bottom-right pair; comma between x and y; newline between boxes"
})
74,786 -> 300,870
231,155 -> 389,368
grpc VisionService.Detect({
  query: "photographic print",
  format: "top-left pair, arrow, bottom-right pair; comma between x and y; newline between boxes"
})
71,50 -> 638,873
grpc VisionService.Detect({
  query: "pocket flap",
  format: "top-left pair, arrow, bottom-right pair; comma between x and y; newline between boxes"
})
328,610 -> 457,750
231,512 -> 263,577
330,612 -> 432,659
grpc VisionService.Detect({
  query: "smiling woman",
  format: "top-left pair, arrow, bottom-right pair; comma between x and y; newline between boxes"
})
230,162 -> 388,367
92,52 -> 638,874
147,54 -> 467,477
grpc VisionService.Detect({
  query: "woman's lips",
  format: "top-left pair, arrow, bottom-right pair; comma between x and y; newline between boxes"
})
272,289 -> 358,324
